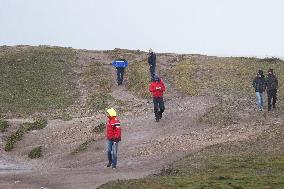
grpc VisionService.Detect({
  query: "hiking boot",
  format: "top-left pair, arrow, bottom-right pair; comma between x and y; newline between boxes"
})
155,117 -> 159,122
107,163 -> 111,167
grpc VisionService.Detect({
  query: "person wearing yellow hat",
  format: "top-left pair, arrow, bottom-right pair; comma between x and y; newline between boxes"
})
105,108 -> 121,169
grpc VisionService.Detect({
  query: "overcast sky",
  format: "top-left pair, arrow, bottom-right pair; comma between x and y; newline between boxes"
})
1,0 -> 284,57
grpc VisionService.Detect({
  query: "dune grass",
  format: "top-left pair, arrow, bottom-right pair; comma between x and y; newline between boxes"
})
71,139 -> 95,155
166,59 -> 199,96
164,56 -> 284,126
126,61 -> 152,99
0,119 -> 9,132
0,46 -> 77,115
83,61 -> 115,111
99,124 -> 284,189
28,146 -> 42,159
4,118 -> 47,151
99,57 -> 284,188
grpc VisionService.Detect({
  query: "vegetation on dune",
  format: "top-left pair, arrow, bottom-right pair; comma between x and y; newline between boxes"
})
166,59 -> 199,96
0,46 -> 77,115
91,122 -> 105,134
165,56 -> 284,126
28,146 -> 42,159
99,124 -> 284,189
71,122 -> 105,155
4,118 -> 47,151
126,61 -> 151,99
83,62 -> 114,111
0,119 -> 9,132
71,139 -> 95,155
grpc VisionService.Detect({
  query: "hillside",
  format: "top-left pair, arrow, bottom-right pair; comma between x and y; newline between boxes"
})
0,46 -> 283,189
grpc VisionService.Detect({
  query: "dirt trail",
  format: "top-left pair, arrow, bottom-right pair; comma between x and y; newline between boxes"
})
0,53 -> 271,189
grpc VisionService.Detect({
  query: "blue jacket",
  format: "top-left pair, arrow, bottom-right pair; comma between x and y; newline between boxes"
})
112,59 -> 128,68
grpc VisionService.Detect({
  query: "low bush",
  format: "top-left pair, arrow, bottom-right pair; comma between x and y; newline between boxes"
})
0,119 -> 9,132
28,146 -> 42,159
4,119 -> 47,151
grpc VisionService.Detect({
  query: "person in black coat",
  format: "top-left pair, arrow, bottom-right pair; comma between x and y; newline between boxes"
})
252,70 -> 266,111
266,68 -> 278,111
147,48 -> 156,81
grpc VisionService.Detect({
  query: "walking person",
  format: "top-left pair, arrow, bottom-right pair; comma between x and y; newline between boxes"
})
252,70 -> 266,111
148,48 -> 156,81
105,108 -> 121,169
149,75 -> 166,122
112,56 -> 128,85
266,68 -> 278,111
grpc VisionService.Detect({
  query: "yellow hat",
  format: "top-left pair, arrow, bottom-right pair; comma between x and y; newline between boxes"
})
106,108 -> 117,117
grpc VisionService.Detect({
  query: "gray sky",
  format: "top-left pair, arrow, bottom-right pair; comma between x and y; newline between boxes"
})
1,0 -> 284,57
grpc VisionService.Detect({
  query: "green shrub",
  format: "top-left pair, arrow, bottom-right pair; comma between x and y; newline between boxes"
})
71,139 -> 94,155
92,122 -> 105,134
28,146 -> 42,159
0,119 -> 9,132
4,119 -> 47,151
4,127 -> 25,151
21,118 -> 47,131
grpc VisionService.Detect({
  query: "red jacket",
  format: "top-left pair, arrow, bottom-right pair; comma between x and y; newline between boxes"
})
106,116 -> 121,141
149,80 -> 166,98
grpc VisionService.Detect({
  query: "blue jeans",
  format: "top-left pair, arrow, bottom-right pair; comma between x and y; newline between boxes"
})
107,140 -> 119,168
255,92 -> 264,109
153,97 -> 165,119
116,68 -> 125,85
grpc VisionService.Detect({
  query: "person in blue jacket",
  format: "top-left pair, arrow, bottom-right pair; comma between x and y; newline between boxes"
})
112,56 -> 128,85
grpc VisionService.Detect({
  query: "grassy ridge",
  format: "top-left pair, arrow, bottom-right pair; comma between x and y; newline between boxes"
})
99,124 -> 284,189
126,61 -> 151,99
99,56 -> 284,188
83,61 -> 114,111
0,46 -> 77,115
166,59 -> 199,96
5,118 -> 47,151
168,57 -> 284,126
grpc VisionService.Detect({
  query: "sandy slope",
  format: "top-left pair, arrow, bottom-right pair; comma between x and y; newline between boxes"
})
0,51 -> 271,189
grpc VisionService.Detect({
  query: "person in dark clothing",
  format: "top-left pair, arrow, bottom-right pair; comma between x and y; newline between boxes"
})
147,48 -> 156,81
149,75 -> 166,122
266,68 -> 278,111
112,56 -> 128,85
252,70 -> 266,111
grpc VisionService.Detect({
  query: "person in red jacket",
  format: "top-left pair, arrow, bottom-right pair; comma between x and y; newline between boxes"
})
105,108 -> 121,169
149,75 -> 166,122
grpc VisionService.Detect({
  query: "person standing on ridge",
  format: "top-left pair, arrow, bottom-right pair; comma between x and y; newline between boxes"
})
149,75 -> 166,122
252,70 -> 266,111
147,48 -> 156,81
105,108 -> 121,169
112,56 -> 128,85
266,68 -> 278,111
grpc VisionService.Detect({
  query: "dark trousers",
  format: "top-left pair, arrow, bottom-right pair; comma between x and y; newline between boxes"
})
153,97 -> 165,119
267,89 -> 277,110
116,68 -> 125,85
149,65 -> 156,81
